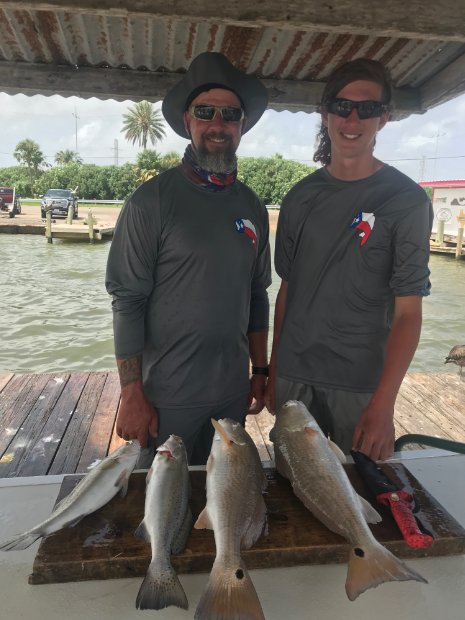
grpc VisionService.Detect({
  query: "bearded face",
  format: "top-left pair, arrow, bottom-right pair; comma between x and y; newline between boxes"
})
183,88 -> 247,174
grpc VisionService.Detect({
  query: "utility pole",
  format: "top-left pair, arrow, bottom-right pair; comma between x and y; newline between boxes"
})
111,139 -> 119,166
432,130 -> 446,181
72,107 -> 80,154
418,156 -> 426,183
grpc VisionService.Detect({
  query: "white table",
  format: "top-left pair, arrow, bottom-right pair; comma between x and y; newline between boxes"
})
1,451 -> 465,619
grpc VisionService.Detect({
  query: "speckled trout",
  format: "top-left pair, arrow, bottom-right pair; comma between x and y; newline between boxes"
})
135,435 -> 193,611
0,440 -> 140,551
194,418 -> 267,620
270,401 -> 427,601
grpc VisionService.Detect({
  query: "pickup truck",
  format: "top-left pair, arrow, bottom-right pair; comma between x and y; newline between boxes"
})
0,187 -> 21,218
40,189 -> 79,219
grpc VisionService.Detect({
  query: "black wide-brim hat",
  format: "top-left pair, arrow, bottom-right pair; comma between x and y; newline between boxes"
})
162,52 -> 269,139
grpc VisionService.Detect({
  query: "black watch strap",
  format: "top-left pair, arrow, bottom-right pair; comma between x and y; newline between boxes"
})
252,366 -> 269,377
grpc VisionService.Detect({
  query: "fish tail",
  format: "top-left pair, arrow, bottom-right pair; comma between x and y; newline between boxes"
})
195,558 -> 264,620
346,540 -> 428,601
135,557 -> 188,611
0,532 -> 41,551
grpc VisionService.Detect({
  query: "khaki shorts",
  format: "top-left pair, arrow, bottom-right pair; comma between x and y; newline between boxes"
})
276,376 -> 373,456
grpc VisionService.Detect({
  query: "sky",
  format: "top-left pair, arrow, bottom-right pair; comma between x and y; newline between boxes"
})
0,89 -> 465,183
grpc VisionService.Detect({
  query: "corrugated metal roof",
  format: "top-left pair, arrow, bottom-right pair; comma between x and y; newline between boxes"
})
0,8 -> 463,90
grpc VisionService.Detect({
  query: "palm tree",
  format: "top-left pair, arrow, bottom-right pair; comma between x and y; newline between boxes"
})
14,139 -> 43,188
55,149 -> 83,165
31,149 -> 47,179
121,101 -> 166,149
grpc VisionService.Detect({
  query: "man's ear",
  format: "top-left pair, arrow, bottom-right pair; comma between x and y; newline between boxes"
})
321,107 -> 329,128
241,117 -> 248,136
377,110 -> 390,132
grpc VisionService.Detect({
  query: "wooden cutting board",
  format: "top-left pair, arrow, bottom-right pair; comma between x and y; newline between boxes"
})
29,464 -> 465,585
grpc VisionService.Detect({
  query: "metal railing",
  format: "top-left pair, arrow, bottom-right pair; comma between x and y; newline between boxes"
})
22,199 -> 281,208
23,198 -> 123,204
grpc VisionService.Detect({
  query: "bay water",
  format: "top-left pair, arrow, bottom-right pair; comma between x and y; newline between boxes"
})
0,234 -> 463,375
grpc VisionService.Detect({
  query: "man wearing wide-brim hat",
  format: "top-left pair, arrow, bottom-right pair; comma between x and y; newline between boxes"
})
106,52 -> 271,466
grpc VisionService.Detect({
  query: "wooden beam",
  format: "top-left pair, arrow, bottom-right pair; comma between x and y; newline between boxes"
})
76,371 -> 120,473
421,53 -> 465,109
0,373 -> 14,393
264,77 -> 422,118
0,61 -> 422,119
0,62 -> 183,103
48,372 -> 107,475
0,1 -> 465,42
18,372 -> 89,477
0,373 -> 69,478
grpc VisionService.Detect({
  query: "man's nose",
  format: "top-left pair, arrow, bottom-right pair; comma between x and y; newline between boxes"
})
347,108 -> 360,122
208,110 -> 228,130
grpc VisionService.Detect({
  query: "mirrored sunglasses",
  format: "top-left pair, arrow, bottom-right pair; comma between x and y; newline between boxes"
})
325,98 -> 388,120
189,104 -> 244,123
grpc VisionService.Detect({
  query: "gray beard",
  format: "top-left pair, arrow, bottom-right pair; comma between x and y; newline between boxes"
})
193,134 -> 237,173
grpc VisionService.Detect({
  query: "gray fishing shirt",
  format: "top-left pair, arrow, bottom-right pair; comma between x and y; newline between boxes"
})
275,165 -> 433,393
106,167 -> 271,408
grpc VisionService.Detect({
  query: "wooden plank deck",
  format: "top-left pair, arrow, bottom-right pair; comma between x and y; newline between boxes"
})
0,371 -> 464,478
46,224 -> 114,241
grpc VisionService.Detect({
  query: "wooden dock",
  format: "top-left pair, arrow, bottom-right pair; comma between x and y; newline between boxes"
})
0,371 -> 464,478
46,224 -> 114,241
430,232 -> 464,258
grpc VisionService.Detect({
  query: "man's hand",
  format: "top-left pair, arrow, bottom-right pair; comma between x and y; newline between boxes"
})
352,296 -> 422,462
116,386 -> 158,448
116,355 -> 158,448
247,374 -> 267,415
263,366 -> 276,414
352,401 -> 395,462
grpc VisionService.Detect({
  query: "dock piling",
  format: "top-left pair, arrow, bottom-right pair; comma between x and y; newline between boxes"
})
46,210 -> 52,244
456,226 -> 464,260
88,209 -> 94,244
436,220 -> 444,245
66,205 -> 74,225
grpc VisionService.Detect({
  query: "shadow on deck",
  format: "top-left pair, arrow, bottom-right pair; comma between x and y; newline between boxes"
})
0,371 -> 464,478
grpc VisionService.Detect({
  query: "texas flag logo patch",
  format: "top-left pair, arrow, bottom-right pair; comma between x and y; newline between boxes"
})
236,218 -> 257,251
350,212 -> 375,246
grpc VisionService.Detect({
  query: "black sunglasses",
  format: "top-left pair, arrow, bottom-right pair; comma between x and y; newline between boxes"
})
325,98 -> 388,120
188,104 -> 244,123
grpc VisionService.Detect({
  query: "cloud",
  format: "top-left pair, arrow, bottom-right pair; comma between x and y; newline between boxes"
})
0,90 -> 463,181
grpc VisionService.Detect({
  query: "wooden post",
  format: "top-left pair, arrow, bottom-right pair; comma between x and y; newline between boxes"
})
88,209 -> 94,244
66,204 -> 74,225
456,226 -> 464,260
436,219 -> 444,244
46,210 -> 52,244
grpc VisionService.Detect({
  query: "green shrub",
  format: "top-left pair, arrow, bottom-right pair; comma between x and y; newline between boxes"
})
237,154 -> 317,205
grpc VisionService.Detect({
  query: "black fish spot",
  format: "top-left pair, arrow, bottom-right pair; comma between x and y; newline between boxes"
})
354,548 -> 364,557
236,569 -> 244,580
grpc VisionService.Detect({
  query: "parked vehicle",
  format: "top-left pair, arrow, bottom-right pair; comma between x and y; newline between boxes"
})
0,187 -> 21,218
40,189 -> 79,219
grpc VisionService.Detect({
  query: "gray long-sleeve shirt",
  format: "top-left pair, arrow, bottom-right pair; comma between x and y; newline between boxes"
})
106,167 -> 271,408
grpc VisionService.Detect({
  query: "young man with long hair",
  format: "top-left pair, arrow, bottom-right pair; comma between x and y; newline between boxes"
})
265,59 -> 433,461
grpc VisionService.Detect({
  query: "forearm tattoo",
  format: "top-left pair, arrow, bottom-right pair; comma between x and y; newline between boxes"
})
118,355 -> 142,388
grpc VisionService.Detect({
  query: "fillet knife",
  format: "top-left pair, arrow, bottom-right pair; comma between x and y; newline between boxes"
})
350,450 -> 434,548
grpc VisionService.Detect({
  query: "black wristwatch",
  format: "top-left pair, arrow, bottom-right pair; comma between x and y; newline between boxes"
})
252,366 -> 269,377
